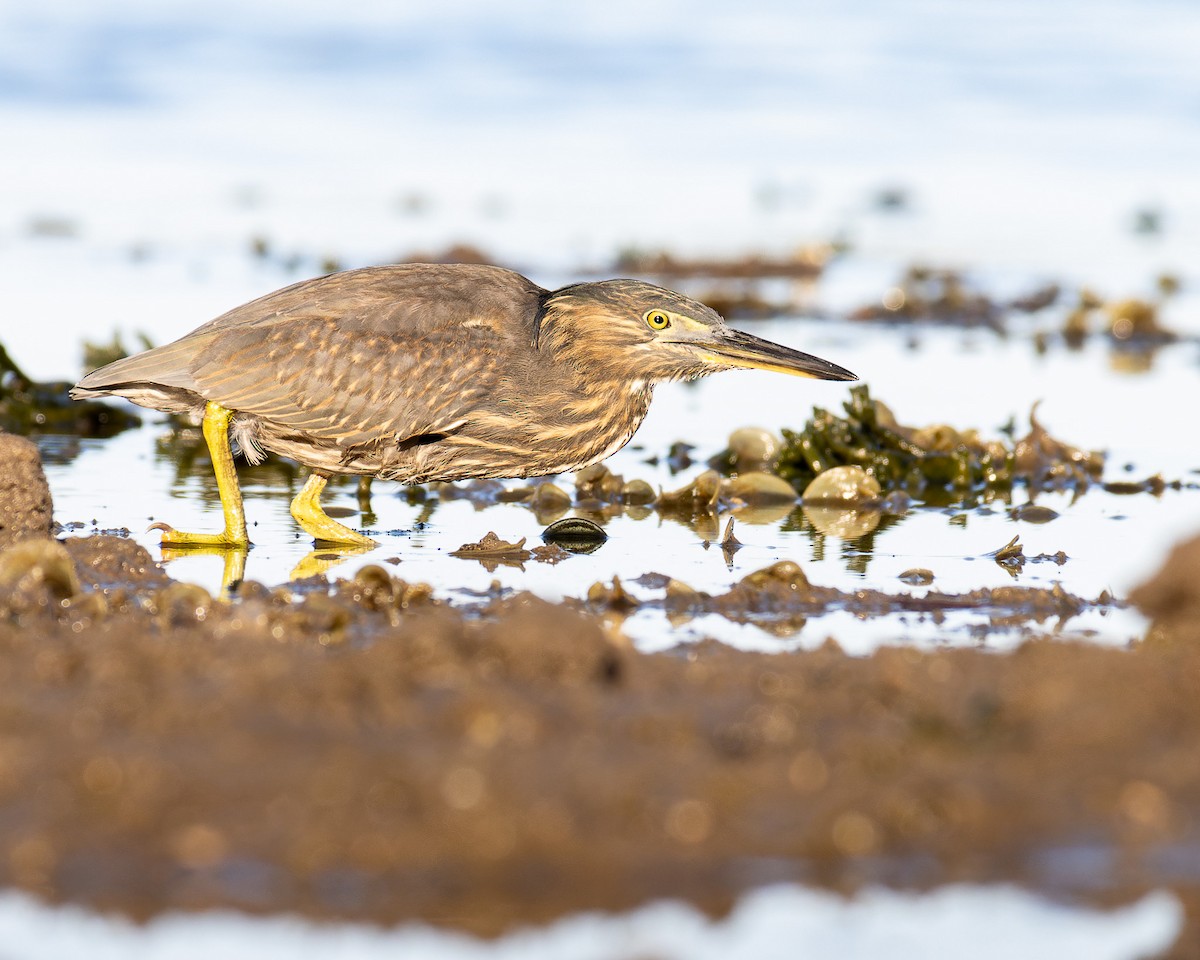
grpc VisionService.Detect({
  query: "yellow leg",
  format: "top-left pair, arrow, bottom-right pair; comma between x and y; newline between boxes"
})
150,401 -> 250,547
357,475 -> 374,511
290,473 -> 376,546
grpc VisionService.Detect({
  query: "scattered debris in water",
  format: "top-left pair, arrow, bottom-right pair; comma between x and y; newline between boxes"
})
450,531 -> 532,571
1010,504 -> 1060,524
717,516 -> 743,564
989,534 -> 1025,577
583,556 -> 1112,638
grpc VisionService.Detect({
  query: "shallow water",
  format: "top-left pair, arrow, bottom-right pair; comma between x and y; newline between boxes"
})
42,320 -> 1200,653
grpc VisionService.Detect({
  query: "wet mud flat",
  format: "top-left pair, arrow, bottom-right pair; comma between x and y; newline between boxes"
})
2,262 -> 1198,957
2,534 -> 1200,957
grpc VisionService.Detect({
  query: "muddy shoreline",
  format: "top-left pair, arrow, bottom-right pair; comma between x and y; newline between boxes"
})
0,528 -> 1197,955
2,335 -> 1199,956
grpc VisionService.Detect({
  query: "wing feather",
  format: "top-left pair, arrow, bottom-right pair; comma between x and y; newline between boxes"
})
72,264 -> 548,447
188,265 -> 543,446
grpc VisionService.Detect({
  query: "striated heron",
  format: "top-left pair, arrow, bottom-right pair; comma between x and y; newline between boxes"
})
72,263 -> 856,547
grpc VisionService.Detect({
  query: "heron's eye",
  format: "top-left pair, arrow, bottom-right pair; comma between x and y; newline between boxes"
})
645,310 -> 670,330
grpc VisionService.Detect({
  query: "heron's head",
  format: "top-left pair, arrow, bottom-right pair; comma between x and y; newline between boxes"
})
536,279 -> 857,385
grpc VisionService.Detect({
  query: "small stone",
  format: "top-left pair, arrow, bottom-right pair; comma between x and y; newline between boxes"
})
0,539 -> 80,603
618,478 -> 656,505
722,472 -> 797,505
542,517 -> 607,554
802,466 -> 881,505
531,482 -> 572,511
727,427 -> 779,466
1012,504 -> 1059,524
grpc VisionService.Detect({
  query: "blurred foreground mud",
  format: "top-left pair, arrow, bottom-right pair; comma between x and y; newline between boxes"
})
0,528 -> 1199,957
2,348 -> 1200,958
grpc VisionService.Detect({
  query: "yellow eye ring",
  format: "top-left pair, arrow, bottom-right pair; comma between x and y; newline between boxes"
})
645,310 -> 670,330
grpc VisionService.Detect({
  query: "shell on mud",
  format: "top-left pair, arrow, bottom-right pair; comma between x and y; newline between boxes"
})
587,574 -> 639,611
152,582 -> 214,626
618,478 -> 656,506
61,590 -> 109,624
728,427 -> 779,466
910,424 -> 966,452
542,517 -> 608,554
721,472 -> 798,506
658,470 -> 722,511
531,482 -> 572,512
0,538 -> 80,604
801,466 -> 882,505
575,464 -> 625,502
1011,504 -> 1059,524
351,563 -> 399,609
739,561 -> 810,591
664,578 -> 701,603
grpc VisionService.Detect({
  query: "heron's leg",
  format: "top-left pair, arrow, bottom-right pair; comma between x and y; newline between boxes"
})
356,476 -> 374,511
150,401 -> 251,547
356,475 -> 377,527
290,472 -> 377,546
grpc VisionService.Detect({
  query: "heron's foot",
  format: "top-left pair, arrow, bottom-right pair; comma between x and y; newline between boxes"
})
294,512 -> 377,547
149,522 -> 251,549
291,473 -> 377,546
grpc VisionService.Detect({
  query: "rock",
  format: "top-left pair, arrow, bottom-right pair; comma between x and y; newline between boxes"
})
721,472 -> 797,505
530,482 -> 572,512
0,539 -> 80,612
802,465 -> 882,505
1130,531 -> 1200,645
0,431 -> 53,547
727,427 -> 779,467
618,478 -> 656,506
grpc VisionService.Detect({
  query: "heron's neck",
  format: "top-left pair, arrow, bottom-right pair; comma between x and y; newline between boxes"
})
559,375 -> 654,470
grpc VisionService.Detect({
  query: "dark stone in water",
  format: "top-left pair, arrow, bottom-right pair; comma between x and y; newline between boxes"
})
542,517 -> 607,554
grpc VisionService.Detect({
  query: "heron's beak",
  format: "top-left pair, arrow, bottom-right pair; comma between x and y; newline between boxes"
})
692,328 -> 858,381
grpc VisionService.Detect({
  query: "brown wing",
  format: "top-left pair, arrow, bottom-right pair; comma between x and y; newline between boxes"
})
73,264 -> 548,445
190,316 -> 510,447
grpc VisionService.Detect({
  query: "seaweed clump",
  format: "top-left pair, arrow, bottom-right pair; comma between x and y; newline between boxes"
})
775,384 -> 1102,500
1,343 -> 140,437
